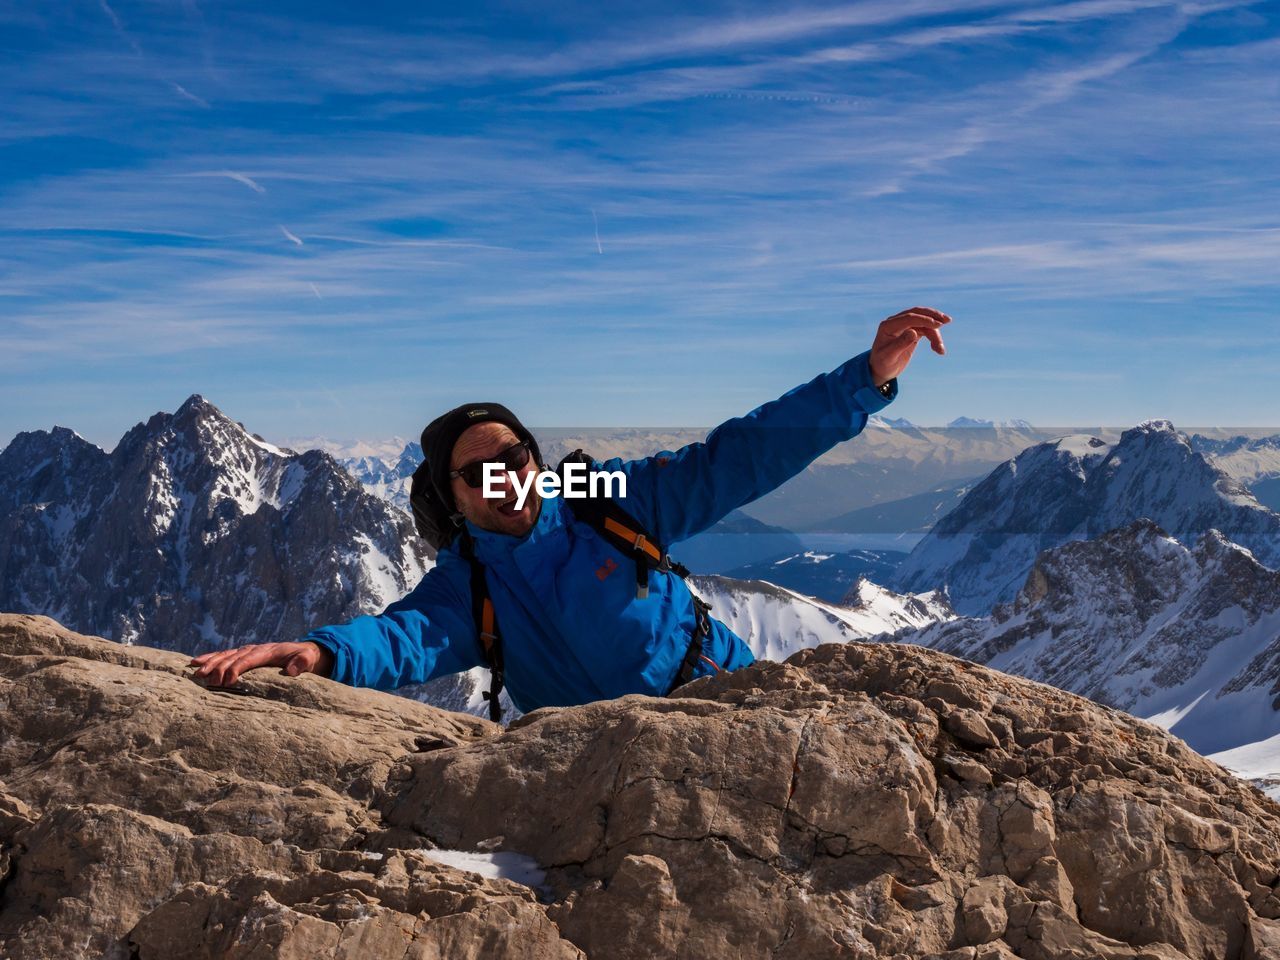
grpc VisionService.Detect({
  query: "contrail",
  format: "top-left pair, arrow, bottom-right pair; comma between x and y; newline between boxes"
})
308,282 -> 323,300
99,0 -> 143,56
280,225 -> 303,246
220,170 -> 266,193
101,1 -> 212,108
170,82 -> 210,108
592,208 -> 603,254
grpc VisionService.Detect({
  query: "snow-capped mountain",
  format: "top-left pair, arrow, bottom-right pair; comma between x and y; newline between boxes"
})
872,415 -> 918,430
0,395 -> 430,653
880,517 -> 1280,764
947,416 -> 1035,430
690,573 -> 953,662
283,435 -> 413,462
339,442 -> 421,511
1189,432 -> 1280,485
893,420 -> 1280,615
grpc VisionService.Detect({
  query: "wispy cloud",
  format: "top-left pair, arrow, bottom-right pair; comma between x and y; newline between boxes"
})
202,170 -> 267,194
2,0 -> 1278,440
97,0 -> 142,57
169,81 -> 210,108
94,0 -> 215,109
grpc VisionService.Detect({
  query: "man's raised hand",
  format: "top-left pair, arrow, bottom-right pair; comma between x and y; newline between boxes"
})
869,306 -> 951,386
188,641 -> 333,687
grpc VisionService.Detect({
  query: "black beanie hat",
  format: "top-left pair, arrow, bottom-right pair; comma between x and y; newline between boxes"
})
419,402 -> 543,510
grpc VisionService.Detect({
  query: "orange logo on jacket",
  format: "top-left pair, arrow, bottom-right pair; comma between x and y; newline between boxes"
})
595,557 -> 618,581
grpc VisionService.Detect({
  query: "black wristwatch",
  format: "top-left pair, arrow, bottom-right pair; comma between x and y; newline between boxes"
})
876,378 -> 895,399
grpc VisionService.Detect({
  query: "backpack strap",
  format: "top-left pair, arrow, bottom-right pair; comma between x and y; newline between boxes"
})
556,450 -> 716,695
557,449 -> 691,599
670,594 -> 716,693
459,529 -> 505,723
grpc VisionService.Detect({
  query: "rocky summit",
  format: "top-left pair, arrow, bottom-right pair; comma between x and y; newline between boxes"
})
4,613 -> 1280,959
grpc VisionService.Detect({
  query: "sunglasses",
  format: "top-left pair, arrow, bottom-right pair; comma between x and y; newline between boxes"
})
449,440 -> 532,489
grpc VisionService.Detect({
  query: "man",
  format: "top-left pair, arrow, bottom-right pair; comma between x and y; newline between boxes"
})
191,306 -> 950,713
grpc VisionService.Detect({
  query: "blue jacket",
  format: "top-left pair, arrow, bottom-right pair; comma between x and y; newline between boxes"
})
305,349 -> 897,713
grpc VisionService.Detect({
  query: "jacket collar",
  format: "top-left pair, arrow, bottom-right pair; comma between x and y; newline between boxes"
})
463,495 -> 563,564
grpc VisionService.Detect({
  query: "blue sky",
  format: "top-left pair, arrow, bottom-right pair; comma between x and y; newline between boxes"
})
2,0 -> 1278,449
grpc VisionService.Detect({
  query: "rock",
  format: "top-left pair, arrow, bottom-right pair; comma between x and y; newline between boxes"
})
1244,915 -> 1280,960
5,613 -> 1280,958
948,756 -> 994,785
962,876 -> 1015,944
1021,856 -> 1077,916
944,707 -> 1002,749
1164,803 -> 1238,854
0,614 -> 492,847
127,853 -> 586,960
994,782 -> 1058,879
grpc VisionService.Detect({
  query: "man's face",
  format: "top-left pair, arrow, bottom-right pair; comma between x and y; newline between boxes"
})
449,422 -> 542,537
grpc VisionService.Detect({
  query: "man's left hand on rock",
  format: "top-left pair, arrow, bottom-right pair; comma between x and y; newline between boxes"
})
188,640 -> 333,687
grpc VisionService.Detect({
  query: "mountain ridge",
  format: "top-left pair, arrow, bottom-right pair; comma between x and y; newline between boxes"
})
0,394 -> 429,653
893,421 -> 1280,615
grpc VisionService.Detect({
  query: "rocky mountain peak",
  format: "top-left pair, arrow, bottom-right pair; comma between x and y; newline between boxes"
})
174,391 -> 217,418
0,425 -> 102,470
1101,418 -> 1196,471
894,419 -> 1280,615
1129,417 -> 1179,435
5,613 -> 1280,959
1000,517 -> 1192,618
1012,432 -> 1112,483
0,398 -> 429,653
1195,525 -> 1253,558
0,427 -> 107,513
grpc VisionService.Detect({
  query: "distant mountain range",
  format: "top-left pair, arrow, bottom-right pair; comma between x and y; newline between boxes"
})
810,476 -> 981,534
329,417 -> 1079,531
330,421 -> 1280,610
0,396 -> 429,653
946,416 -> 1036,429
1189,432 -> 1280,513
892,420 -> 1280,615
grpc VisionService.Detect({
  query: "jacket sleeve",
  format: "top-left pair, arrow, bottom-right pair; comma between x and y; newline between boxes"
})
302,551 -> 484,690
602,348 -> 898,546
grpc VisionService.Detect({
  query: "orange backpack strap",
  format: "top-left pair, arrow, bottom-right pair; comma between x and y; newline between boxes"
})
558,449 -> 692,598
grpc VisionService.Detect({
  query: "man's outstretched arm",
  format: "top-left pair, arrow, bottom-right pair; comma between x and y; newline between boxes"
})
190,555 -> 485,689
608,306 -> 950,546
